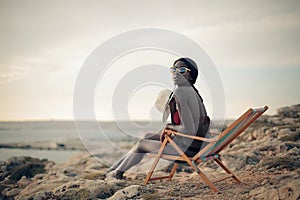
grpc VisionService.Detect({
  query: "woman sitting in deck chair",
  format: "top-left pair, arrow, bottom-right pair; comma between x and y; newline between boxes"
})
106,57 -> 210,180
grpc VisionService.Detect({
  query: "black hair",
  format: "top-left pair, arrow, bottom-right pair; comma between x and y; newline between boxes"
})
173,57 -> 198,84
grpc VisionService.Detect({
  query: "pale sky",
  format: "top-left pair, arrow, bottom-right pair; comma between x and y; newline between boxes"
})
0,0 -> 300,121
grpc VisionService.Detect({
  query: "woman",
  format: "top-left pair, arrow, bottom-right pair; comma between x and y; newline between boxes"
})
106,57 -> 210,179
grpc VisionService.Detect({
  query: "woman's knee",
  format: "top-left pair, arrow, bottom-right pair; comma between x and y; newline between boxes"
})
143,133 -> 155,139
135,138 -> 152,153
143,132 -> 160,140
136,139 -> 161,154
136,138 -> 146,149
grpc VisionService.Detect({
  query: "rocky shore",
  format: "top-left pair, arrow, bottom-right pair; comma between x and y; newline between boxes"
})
1,104 -> 300,199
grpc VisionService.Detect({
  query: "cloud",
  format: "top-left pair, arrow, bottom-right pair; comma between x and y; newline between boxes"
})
185,1 -> 300,69
1,0 -> 299,74
0,0 -> 299,120
0,35 -> 97,85
0,72 -> 25,84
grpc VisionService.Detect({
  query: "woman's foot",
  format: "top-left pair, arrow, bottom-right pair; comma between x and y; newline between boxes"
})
113,170 -> 124,180
106,170 -> 124,180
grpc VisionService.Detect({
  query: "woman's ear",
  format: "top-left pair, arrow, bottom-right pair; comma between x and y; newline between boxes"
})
187,74 -> 193,82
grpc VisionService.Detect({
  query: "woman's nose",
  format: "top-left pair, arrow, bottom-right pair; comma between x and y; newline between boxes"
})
173,72 -> 183,78
172,73 -> 180,79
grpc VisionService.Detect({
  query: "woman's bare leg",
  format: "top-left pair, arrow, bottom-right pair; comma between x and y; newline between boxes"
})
107,133 -> 160,172
111,140 -> 178,179
114,139 -> 161,173
143,132 -> 160,140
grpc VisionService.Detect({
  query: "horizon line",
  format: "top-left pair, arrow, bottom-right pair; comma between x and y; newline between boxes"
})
0,118 -> 237,123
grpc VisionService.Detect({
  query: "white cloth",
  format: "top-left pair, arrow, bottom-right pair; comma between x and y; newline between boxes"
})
154,89 -> 173,123
154,89 -> 172,113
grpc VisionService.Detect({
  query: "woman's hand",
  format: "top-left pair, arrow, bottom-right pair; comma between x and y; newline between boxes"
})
160,126 -> 177,142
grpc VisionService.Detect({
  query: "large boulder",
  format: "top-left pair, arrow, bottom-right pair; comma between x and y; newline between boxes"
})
108,185 -> 142,200
277,104 -> 300,118
0,156 -> 47,183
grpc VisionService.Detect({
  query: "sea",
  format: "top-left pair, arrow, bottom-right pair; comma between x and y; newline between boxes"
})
0,121 -> 166,163
0,120 -> 226,163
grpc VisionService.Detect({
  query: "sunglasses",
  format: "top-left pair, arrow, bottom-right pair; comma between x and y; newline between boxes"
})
169,66 -> 191,75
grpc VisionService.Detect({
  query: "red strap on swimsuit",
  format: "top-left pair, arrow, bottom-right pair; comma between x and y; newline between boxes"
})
173,110 -> 181,125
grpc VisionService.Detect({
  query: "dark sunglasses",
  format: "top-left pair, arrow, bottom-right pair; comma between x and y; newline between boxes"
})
169,66 -> 191,75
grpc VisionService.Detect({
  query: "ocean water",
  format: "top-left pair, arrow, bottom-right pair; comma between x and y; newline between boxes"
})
0,121 -> 165,163
0,120 -> 225,163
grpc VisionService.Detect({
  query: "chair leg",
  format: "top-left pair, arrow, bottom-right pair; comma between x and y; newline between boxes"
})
167,138 -> 219,192
195,166 -> 219,192
214,158 -> 241,183
144,139 -> 168,184
168,163 -> 178,181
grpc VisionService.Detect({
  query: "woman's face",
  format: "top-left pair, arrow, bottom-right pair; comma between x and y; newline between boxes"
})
172,60 -> 192,86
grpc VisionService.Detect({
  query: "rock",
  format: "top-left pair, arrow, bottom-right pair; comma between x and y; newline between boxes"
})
83,171 -> 106,180
86,163 -> 105,171
31,191 -> 47,200
278,179 -> 300,200
255,188 -> 279,200
249,186 -> 266,196
248,134 -> 255,141
92,180 -> 125,199
252,130 -> 259,139
283,147 -> 300,156
3,188 -> 21,198
261,178 -> 269,185
278,128 -> 291,138
245,155 -> 260,165
279,143 -> 300,153
5,157 -> 26,171
257,156 -> 300,171
9,162 -> 45,182
17,176 -> 31,188
57,188 -> 95,200
277,105 -> 300,118
108,185 -> 142,200
279,132 -> 300,141
269,116 -> 283,126
282,118 -> 296,125
257,145 -> 276,152
32,173 -> 45,181
63,169 -> 77,177
0,156 -> 47,183
265,129 -> 272,136
2,176 -> 11,184
271,174 -> 292,185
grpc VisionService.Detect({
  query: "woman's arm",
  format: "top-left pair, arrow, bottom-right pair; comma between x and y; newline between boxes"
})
169,97 -> 176,125
166,87 -> 197,134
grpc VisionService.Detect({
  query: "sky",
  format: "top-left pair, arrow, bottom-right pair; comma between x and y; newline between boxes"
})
0,0 -> 300,121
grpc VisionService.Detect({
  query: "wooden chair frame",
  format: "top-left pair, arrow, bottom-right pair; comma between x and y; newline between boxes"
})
144,106 -> 268,192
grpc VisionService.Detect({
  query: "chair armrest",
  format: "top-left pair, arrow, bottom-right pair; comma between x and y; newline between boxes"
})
164,129 -> 217,143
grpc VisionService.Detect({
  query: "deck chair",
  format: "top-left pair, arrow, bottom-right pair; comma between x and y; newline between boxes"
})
144,106 -> 268,192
